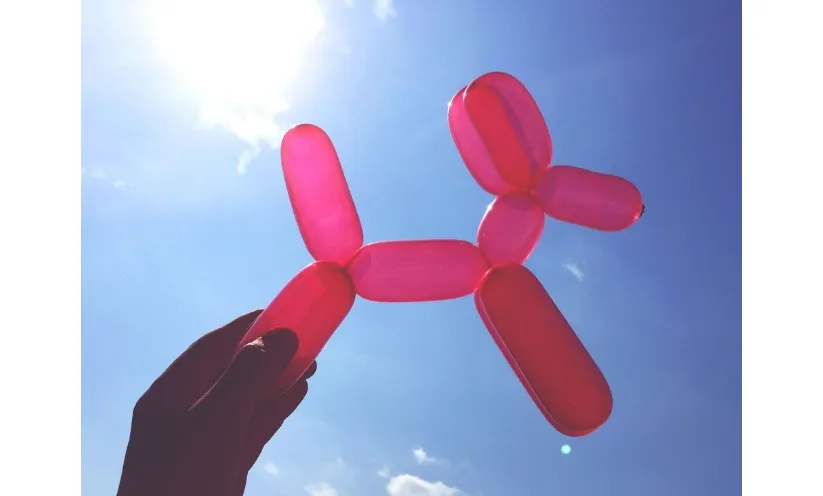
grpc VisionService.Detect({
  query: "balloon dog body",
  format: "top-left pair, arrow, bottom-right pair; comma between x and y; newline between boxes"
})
238,72 -> 644,437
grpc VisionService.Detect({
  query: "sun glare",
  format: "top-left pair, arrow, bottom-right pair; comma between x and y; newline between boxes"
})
149,0 -> 324,108
144,0 -> 326,171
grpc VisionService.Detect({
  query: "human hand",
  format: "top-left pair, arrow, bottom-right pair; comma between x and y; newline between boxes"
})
116,309 -> 316,496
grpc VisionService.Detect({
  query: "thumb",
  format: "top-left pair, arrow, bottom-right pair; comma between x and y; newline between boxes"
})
191,329 -> 299,428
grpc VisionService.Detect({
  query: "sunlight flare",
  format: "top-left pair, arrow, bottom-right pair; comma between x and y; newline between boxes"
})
145,0 -> 326,172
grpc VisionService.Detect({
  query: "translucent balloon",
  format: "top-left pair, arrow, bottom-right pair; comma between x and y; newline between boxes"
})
475,291 -> 567,433
535,165 -> 644,231
281,124 -> 364,265
477,192 -> 545,267
232,71 -> 643,439
346,240 -> 490,302
463,72 -> 552,189
447,86 -> 513,196
239,262 -> 356,393
475,265 -> 613,436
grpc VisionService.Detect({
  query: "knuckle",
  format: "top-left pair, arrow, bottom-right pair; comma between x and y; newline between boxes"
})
233,344 -> 266,373
236,339 -> 267,363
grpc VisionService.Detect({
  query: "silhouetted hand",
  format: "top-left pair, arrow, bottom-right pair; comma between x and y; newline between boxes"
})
117,309 -> 316,496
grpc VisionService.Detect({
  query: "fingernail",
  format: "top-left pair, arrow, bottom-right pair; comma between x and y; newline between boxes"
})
262,328 -> 299,361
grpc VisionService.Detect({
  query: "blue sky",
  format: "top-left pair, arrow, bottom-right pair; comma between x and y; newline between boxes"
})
81,0 -> 740,495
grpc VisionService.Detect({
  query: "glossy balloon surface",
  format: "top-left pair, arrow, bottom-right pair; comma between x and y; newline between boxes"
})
239,71 -> 643,437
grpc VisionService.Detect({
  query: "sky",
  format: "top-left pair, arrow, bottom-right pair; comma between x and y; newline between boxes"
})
81,0 -> 741,495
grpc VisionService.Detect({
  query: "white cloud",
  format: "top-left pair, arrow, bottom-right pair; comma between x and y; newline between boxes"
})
305,482 -> 338,496
262,462 -> 279,476
373,0 -> 397,21
413,447 -> 440,464
386,474 -> 460,496
562,262 -> 585,281
377,466 -> 391,478
146,0 -> 327,174
82,168 -> 127,189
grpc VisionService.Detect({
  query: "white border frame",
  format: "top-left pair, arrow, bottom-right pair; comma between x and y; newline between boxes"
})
2,1 -> 819,494
743,0 -> 823,494
1,1 -> 80,494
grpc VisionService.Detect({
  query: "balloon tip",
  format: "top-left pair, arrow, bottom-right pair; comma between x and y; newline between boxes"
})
639,204 -> 646,218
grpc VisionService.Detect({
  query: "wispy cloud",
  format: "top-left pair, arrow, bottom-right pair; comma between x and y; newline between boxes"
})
413,446 -> 441,465
147,0 -> 327,174
343,0 -> 395,21
82,167 -> 127,189
373,0 -> 397,21
305,482 -> 338,496
386,474 -> 460,496
262,462 -> 280,476
562,261 -> 585,282
377,466 -> 392,478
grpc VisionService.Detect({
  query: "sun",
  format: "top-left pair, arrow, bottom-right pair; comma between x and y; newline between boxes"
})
146,0 -> 325,113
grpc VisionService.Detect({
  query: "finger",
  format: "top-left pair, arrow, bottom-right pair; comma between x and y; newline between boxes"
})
303,361 -> 318,380
230,474 -> 248,496
191,329 -> 300,430
234,364 -> 315,494
137,309 -> 263,415
240,380 -> 310,474
260,360 -> 316,398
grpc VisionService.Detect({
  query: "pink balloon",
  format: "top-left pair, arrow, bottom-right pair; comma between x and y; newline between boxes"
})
346,240 -> 490,302
281,124 -> 364,265
463,72 -> 552,189
477,192 -> 545,267
535,165 -> 644,231
233,71 -> 644,438
239,262 -> 355,393
475,293 -> 596,437
475,265 -> 613,436
447,86 -> 513,196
